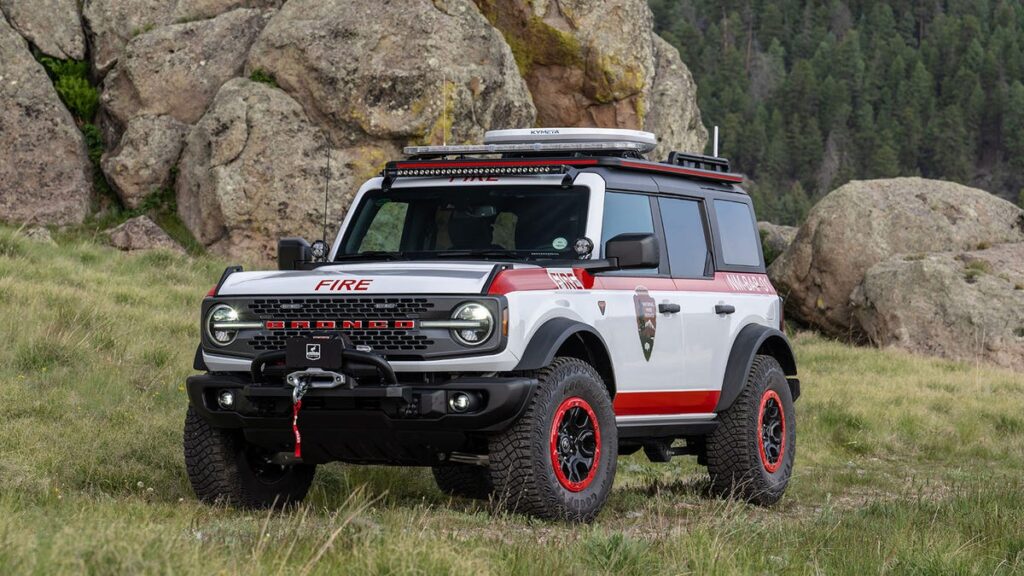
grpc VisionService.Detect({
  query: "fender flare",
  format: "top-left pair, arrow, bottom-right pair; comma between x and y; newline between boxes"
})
513,317 -> 611,373
716,324 -> 798,412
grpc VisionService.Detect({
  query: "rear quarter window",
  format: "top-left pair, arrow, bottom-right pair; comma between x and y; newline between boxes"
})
713,199 -> 761,267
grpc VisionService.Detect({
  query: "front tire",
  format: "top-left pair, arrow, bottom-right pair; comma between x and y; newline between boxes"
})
488,357 -> 617,522
183,406 -> 316,508
432,464 -> 494,500
706,355 -> 796,505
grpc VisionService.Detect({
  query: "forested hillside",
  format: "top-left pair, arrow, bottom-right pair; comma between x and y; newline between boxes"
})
650,0 -> 1024,224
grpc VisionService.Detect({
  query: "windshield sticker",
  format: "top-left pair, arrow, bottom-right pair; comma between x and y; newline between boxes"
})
633,287 -> 657,361
552,237 -> 568,250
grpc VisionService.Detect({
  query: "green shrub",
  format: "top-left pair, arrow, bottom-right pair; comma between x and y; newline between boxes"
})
249,68 -> 278,87
37,56 -> 98,122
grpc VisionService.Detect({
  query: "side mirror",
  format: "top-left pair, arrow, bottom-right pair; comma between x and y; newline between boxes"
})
278,238 -> 312,270
605,233 -> 659,269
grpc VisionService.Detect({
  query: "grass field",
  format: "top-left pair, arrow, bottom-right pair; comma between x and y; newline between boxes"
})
1,225 -> 1023,575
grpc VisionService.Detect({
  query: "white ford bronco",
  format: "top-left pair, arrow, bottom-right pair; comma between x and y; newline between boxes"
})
184,128 -> 799,522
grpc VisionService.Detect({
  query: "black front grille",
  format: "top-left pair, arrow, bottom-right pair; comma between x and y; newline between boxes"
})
247,297 -> 435,320
249,330 -> 434,354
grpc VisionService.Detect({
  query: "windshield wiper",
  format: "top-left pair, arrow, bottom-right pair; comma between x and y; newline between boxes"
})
332,251 -> 408,261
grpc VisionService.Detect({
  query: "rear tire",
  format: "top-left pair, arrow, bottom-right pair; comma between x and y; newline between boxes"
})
706,355 -> 795,505
488,357 -> 617,522
183,406 -> 316,508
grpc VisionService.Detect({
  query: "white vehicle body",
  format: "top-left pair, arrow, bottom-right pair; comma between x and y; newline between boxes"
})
204,172 -> 782,428
184,128 -> 801,519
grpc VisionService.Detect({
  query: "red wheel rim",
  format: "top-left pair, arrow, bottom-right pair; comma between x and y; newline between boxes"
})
757,389 -> 786,473
549,397 -> 601,492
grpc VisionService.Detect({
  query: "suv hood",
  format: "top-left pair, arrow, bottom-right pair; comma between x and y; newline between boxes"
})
216,262 -> 504,296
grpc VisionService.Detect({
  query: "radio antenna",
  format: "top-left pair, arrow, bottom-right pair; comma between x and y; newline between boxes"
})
321,131 -> 330,246
442,74 -> 448,146
713,125 -> 720,157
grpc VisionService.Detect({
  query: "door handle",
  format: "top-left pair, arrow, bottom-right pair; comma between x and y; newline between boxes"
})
658,303 -> 681,314
715,304 -> 736,315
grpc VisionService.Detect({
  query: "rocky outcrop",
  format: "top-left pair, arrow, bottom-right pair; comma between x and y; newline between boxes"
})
0,16 -> 91,225
176,79 -> 378,262
852,244 -> 1024,370
475,0 -> 707,156
0,0 -> 85,60
100,8 -> 270,134
83,0 -> 281,76
770,178 -> 1024,336
101,115 -> 189,209
107,215 -> 186,253
758,221 -> 797,265
246,0 -> 536,147
5,0 -> 709,258
646,35 -> 707,159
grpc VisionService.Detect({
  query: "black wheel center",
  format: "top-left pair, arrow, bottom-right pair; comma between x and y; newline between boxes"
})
760,397 -> 783,465
556,406 -> 597,484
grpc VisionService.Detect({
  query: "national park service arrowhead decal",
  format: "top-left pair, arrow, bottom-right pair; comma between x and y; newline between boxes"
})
633,287 -> 657,361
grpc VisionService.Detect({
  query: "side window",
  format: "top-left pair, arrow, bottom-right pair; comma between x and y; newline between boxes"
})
713,199 -> 761,267
359,201 -> 409,251
601,192 -> 658,276
659,197 -> 710,278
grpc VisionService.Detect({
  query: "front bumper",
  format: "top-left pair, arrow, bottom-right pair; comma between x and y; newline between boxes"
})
186,373 -> 537,465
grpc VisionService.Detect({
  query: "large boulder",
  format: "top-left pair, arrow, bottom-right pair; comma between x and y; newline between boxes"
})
851,243 -> 1024,370
245,0 -> 536,147
100,8 -> 270,135
0,16 -> 91,225
176,79 -> 384,262
101,115 -> 189,208
770,178 -> 1024,336
0,0 -> 86,60
758,221 -> 797,265
475,0 -> 707,156
83,0 -> 281,76
107,215 -> 186,254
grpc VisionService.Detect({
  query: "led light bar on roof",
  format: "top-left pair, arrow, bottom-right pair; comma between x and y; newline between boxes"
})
403,140 -> 650,157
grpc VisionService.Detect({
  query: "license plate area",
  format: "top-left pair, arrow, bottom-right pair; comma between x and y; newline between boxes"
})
285,337 -> 344,370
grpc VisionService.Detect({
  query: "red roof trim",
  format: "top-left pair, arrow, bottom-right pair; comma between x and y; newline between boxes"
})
618,160 -> 745,183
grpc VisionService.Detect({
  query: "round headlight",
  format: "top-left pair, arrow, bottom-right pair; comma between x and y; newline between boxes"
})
206,304 -> 239,346
450,303 -> 494,346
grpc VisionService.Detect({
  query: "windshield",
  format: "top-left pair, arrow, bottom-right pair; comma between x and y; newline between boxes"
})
337,186 -> 590,261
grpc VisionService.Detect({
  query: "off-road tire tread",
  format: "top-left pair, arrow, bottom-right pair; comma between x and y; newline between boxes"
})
183,406 -> 315,508
706,355 -> 795,505
432,465 -> 494,500
488,357 -> 615,522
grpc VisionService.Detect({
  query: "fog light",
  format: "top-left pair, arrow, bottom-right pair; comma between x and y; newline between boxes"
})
448,392 -> 471,413
217,390 -> 235,409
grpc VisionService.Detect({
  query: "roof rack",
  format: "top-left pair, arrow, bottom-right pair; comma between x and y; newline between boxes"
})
384,127 -> 744,189
666,151 -> 730,173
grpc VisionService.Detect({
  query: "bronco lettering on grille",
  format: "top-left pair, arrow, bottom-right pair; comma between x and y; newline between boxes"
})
265,319 -> 416,330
